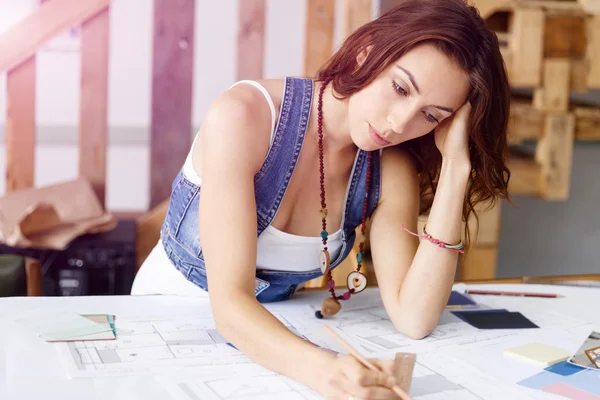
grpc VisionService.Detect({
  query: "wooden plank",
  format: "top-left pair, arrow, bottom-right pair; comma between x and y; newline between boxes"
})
544,14 -> 586,58
468,201 -> 502,246
588,16 -> 600,88
79,8 -> 109,207
509,101 -> 600,141
304,0 -> 335,77
459,246 -> 498,280
510,8 -> 545,87
150,0 -> 195,208
469,0 -> 517,19
25,257 -> 43,296
0,0 -> 111,73
520,0 -> 583,12
6,56 -> 36,192
533,59 -> 571,112
571,59 -> 589,92
341,0 -> 372,38
508,100 -> 545,142
507,158 -> 542,195
575,106 -> 600,140
236,0 -> 265,81
535,113 -> 576,200
580,0 -> 600,13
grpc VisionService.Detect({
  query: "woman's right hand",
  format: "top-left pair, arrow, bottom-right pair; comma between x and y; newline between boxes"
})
315,354 -> 400,399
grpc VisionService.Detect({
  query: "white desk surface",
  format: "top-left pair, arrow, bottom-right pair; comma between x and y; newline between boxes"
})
1,283 -> 600,400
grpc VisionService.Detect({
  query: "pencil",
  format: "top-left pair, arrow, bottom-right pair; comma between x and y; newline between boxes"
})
322,326 -> 412,400
465,289 -> 560,298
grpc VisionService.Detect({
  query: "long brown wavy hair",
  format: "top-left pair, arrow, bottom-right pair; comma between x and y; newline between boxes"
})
316,0 -> 511,247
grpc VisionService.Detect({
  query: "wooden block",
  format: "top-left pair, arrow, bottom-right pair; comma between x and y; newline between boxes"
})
536,113 -> 576,200
6,56 -> 36,192
304,0 -> 335,77
507,157 -> 542,195
237,0 -> 266,81
24,257 -> 43,296
544,14 -> 586,58
150,0 -> 195,208
0,0 -> 110,72
508,100 -> 545,141
570,59 -> 589,92
79,8 -> 109,208
510,8 -> 545,87
580,0 -> 600,14
574,106 -> 600,140
459,246 -> 498,280
341,0 -> 372,38
533,59 -> 571,112
468,201 -> 502,246
588,16 -> 600,88
394,353 -> 416,394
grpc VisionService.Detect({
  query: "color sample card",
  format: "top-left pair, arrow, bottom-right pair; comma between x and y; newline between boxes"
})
452,310 -> 539,329
504,342 -> 571,367
545,361 -> 586,377
519,368 -> 600,398
446,291 -> 476,307
451,309 -> 507,324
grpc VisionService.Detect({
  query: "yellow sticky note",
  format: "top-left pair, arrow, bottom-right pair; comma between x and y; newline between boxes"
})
504,342 -> 571,367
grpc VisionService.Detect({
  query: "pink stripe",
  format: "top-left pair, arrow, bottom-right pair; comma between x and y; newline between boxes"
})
542,382 -> 600,400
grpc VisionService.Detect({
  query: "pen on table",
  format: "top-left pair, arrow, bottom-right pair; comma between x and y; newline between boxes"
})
465,289 -> 560,298
322,325 -> 412,400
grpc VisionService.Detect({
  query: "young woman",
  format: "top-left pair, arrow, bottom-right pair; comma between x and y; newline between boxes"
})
132,0 -> 511,398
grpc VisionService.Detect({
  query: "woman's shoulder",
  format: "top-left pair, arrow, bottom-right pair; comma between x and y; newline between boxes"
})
197,78 -> 288,175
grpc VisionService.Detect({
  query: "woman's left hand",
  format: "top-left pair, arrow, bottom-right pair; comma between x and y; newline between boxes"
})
434,101 -> 471,164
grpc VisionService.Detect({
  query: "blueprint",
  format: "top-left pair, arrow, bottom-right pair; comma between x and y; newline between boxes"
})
50,286 -> 600,399
55,307 -> 313,379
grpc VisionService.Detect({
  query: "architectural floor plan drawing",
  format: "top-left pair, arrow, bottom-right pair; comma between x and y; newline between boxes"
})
157,370 -> 323,400
327,307 -> 487,354
55,308 -> 312,379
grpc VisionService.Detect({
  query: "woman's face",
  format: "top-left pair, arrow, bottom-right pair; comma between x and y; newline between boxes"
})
348,43 -> 470,151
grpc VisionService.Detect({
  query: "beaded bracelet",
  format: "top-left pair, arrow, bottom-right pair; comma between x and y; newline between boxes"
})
400,223 -> 465,253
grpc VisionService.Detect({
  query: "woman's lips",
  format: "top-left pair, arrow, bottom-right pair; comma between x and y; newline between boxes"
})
368,123 -> 391,146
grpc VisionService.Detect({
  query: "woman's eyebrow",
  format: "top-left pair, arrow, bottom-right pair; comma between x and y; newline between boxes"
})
397,65 -> 455,114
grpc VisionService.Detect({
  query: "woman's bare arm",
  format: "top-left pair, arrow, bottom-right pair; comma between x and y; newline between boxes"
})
196,87 -> 335,389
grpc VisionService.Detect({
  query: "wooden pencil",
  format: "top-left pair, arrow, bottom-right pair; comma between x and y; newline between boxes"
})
322,325 -> 413,400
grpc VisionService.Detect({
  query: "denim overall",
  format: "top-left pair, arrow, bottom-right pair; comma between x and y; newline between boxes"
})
160,77 -> 382,303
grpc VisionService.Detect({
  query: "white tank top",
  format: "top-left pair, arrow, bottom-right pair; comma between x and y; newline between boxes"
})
181,80 -> 343,272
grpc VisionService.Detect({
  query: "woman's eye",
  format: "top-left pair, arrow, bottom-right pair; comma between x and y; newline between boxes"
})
392,81 -> 408,96
424,112 -> 439,124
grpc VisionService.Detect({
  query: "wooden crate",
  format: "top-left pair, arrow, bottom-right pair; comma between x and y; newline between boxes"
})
474,0 -> 600,202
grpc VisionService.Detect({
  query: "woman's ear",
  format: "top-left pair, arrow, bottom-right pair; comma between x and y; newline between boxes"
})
356,45 -> 374,67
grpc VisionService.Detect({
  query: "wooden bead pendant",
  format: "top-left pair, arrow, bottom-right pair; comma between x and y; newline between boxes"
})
320,297 -> 341,317
347,271 -> 367,293
320,250 -> 331,274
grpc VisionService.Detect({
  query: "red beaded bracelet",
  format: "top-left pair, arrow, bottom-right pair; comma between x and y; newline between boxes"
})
400,223 -> 465,253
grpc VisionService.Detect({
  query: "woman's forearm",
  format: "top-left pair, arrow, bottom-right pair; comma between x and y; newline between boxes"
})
394,158 -> 471,338
214,294 -> 335,389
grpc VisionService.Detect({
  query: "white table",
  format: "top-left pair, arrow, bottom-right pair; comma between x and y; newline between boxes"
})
1,283 -> 600,400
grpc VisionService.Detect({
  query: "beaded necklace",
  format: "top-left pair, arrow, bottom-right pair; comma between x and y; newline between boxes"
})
315,77 -> 373,319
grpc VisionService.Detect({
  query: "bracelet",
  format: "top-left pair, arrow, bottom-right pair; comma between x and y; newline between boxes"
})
400,223 -> 464,253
